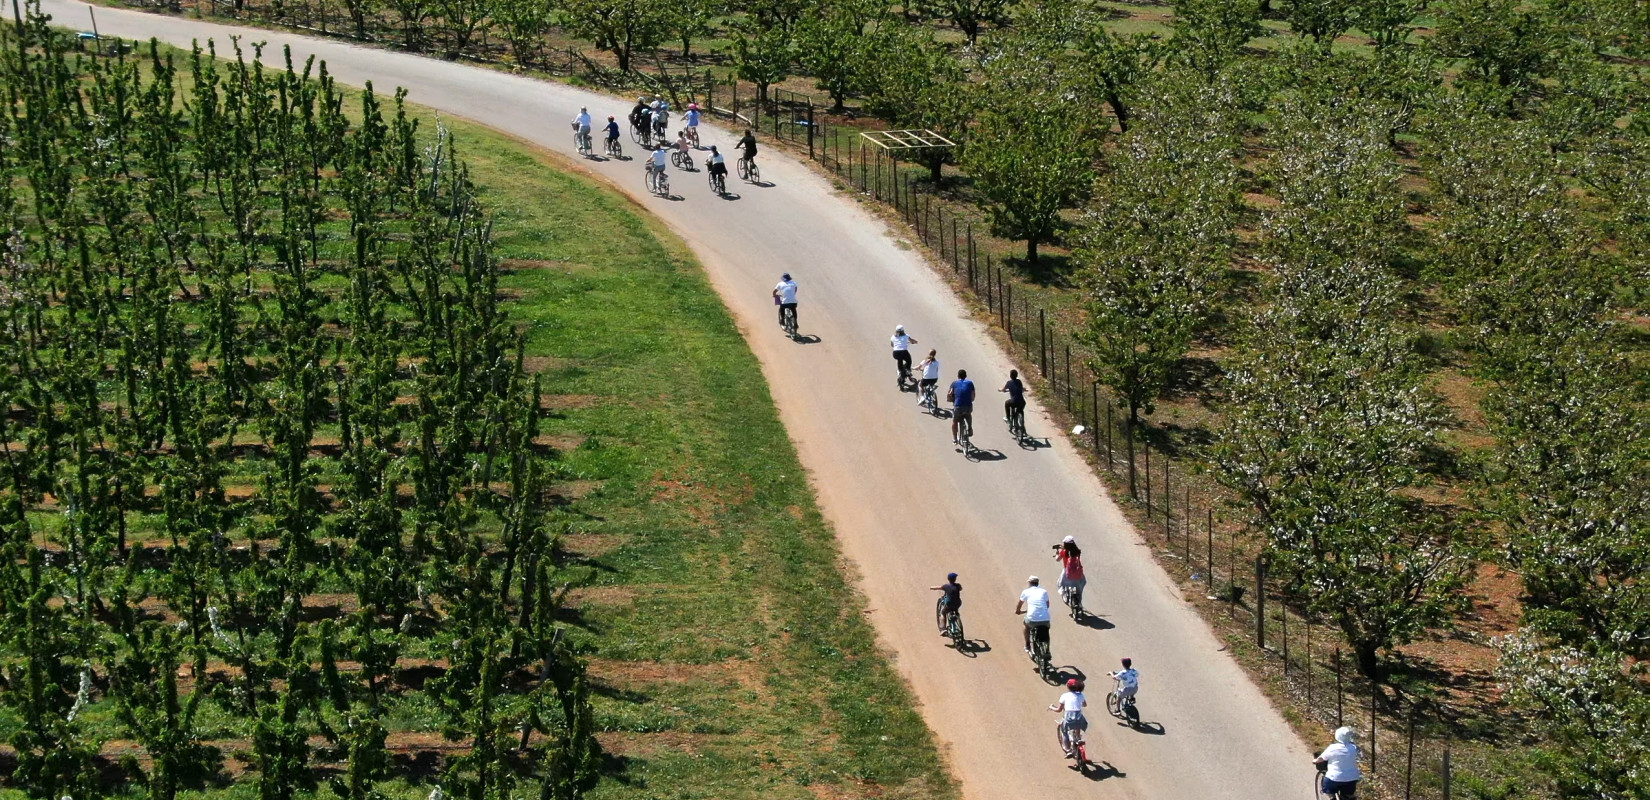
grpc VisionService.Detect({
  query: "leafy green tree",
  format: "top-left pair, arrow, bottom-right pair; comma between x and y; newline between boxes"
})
1349,0 -> 1423,48
1283,0 -> 1352,45
559,0 -> 672,72
1078,26 -> 1160,134
1500,636 -> 1650,800
1215,99 -> 1472,684
918,0 -> 1008,46
339,0 -> 381,40
795,2 -> 877,112
669,0 -> 723,58
494,0 -> 552,66
1076,74 -> 1240,428
1170,0 -> 1262,75
1430,0 -> 1556,91
437,0 -> 494,58
857,25 -> 973,182
389,0 -> 433,50
731,18 -> 794,105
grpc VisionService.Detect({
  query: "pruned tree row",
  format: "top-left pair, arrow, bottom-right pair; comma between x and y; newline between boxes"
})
0,14 -> 597,799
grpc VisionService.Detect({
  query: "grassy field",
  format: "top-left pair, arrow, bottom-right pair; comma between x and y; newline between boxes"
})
390,115 -> 953,800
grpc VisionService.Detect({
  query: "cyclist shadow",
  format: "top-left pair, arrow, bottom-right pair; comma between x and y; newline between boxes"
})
716,192 -> 742,201
1045,665 -> 1087,686
790,333 -> 823,344
1078,760 -> 1123,781
1075,612 -> 1115,630
1122,719 -> 1166,736
952,638 -> 990,658
1015,434 -> 1053,450
962,447 -> 1006,462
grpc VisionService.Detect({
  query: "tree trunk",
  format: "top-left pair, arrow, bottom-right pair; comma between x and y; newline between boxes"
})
1025,237 -> 1038,264
1107,93 -> 1130,134
682,37 -> 692,59
927,155 -> 943,184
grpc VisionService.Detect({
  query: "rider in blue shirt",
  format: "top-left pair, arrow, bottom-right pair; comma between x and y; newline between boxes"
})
948,369 -> 976,444
1001,368 -> 1026,422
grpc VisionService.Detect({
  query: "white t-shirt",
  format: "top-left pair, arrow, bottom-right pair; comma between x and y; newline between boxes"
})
1114,667 -> 1139,690
891,334 -> 912,352
1058,690 -> 1086,720
573,111 -> 591,129
1020,586 -> 1051,622
651,150 -> 668,169
1319,742 -> 1361,782
774,280 -> 798,304
922,359 -> 940,380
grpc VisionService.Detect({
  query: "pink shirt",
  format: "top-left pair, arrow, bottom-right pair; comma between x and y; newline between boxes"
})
1060,550 -> 1085,582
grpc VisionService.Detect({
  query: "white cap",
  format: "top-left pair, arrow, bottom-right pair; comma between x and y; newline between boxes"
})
896,325 -> 905,333
1028,575 -> 1039,583
1335,727 -> 1357,744
1063,536 -> 1075,544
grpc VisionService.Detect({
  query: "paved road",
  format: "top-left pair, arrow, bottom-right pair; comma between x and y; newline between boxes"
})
38,2 -> 1317,796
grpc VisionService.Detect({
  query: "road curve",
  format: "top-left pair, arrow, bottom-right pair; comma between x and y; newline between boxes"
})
38,3 -> 1317,796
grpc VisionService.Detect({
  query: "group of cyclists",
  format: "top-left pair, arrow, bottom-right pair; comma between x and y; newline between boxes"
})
569,96 -> 759,196
931,536 -> 1139,766
891,328 -> 1028,450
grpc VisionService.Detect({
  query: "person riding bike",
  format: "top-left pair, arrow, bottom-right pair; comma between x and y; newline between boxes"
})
1016,575 -> 1052,654
685,102 -> 702,144
707,145 -> 728,189
890,325 -> 918,385
1110,657 -> 1139,707
630,97 -> 650,133
652,100 -> 670,139
603,116 -> 621,149
647,144 -> 668,190
772,273 -> 798,329
571,107 -> 592,151
1049,678 -> 1088,758
675,130 -> 692,162
916,350 -> 940,406
1001,369 -> 1026,425
1052,536 -> 1086,610
930,572 -> 962,634
948,369 -> 975,445
1315,727 -> 1363,799
737,129 -> 758,167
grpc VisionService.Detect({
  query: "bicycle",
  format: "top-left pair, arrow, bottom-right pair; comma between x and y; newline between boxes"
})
1105,678 -> 1140,726
1007,403 -> 1027,441
708,168 -> 726,195
685,127 -> 700,148
737,156 -> 760,183
935,598 -> 964,648
605,137 -> 623,159
629,123 -> 643,144
956,413 -> 973,453
574,128 -> 592,156
1061,582 -> 1083,621
670,149 -> 695,170
1057,721 -> 1089,765
895,356 -> 913,390
1030,625 -> 1051,676
645,167 -> 669,197
918,382 -> 940,414
780,304 -> 798,340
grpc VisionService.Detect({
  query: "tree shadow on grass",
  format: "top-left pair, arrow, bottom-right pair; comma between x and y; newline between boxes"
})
1010,253 -> 1078,289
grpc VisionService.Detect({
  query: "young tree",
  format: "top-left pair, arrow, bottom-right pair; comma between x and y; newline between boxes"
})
1283,0 -> 1352,45
918,0 -> 1009,46
1349,0 -> 1424,48
1430,0 -> 1556,92
436,0 -> 495,58
1076,74 -> 1240,428
795,2 -> 876,112
1077,26 -> 1161,134
730,18 -> 794,105
494,0 -> 552,66
389,0 -> 433,50
669,0 -> 723,59
559,0 -> 672,72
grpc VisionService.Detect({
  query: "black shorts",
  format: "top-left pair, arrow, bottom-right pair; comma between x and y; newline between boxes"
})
953,407 -> 973,423
709,162 -> 727,176
919,378 -> 937,394
893,350 -> 912,369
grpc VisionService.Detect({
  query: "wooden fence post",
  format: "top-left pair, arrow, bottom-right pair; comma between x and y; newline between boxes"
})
1256,555 -> 1267,649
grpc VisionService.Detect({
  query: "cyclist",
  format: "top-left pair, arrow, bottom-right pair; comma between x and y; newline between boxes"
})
929,572 -> 962,634
603,115 -> 621,150
647,144 -> 668,191
1016,575 -> 1052,654
685,102 -> 702,145
737,129 -> 758,169
630,97 -> 650,133
772,272 -> 798,329
707,145 -> 728,190
1049,678 -> 1088,758
652,100 -> 670,140
948,369 -> 975,445
571,107 -> 592,151
675,129 -> 692,163
1052,536 -> 1086,611
1110,657 -> 1139,707
890,325 -> 918,385
915,349 -> 940,406
1001,369 -> 1026,425
1315,727 -> 1363,800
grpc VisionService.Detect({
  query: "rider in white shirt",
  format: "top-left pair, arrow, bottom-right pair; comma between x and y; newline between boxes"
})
916,349 -> 940,405
890,325 -> 918,385
1315,727 -> 1363,799
1016,576 -> 1052,654
572,107 -> 592,145
772,273 -> 798,328
1110,657 -> 1139,702
1048,678 -> 1088,757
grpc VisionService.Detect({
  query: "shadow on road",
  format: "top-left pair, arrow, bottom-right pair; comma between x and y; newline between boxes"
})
1047,664 -> 1088,686
1129,720 -> 1166,736
1079,760 -> 1122,781
1017,435 -> 1052,450
792,334 -> 823,344
1076,613 -> 1115,631
953,638 -> 990,657
963,447 -> 1006,462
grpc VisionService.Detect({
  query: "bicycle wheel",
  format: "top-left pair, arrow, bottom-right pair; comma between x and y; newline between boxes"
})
659,174 -> 670,196
1036,640 -> 1050,675
750,163 -> 761,183
630,125 -> 641,144
948,612 -> 964,645
737,158 -> 749,181
1106,691 -> 1122,718
1075,735 -> 1088,764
